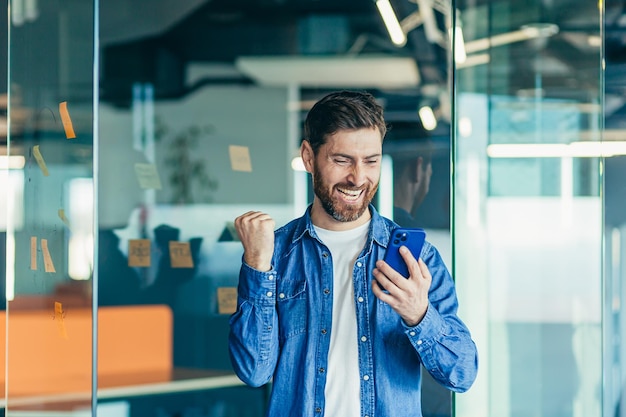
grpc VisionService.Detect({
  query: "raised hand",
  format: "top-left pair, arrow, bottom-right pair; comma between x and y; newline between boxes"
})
234,211 -> 276,272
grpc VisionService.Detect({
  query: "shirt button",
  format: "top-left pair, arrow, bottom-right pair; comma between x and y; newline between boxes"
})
266,291 -> 273,297
409,331 -> 416,337
356,261 -> 362,267
358,297 -> 364,303
361,336 -> 367,342
268,275 -> 274,280
279,293 -> 285,299
363,375 -> 370,381
321,329 -> 327,334
315,407 -> 322,413
322,252 -> 329,258
324,288 -> 331,295
417,339 -> 423,345
319,368 -> 325,373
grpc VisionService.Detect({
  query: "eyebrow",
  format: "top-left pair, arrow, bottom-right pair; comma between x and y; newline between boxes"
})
331,153 -> 382,160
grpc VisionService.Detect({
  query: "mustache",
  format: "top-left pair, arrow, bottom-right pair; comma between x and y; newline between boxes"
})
335,184 -> 367,191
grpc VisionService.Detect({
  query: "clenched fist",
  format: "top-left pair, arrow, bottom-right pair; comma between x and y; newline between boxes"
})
234,211 -> 276,272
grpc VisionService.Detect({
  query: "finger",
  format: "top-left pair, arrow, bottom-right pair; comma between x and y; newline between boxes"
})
371,278 -> 395,304
376,259 -> 410,290
399,246 -> 420,278
417,259 -> 432,281
372,267 -> 403,296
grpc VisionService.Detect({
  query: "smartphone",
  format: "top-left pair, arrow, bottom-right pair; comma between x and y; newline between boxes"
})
383,228 -> 426,278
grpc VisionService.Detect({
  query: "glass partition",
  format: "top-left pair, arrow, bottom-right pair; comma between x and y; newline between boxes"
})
453,0 -> 603,416
6,0 -> 96,414
96,0 -> 456,416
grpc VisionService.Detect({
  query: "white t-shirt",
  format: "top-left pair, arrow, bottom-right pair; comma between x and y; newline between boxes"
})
314,221 -> 370,417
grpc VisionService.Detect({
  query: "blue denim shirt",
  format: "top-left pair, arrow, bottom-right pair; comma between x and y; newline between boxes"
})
229,205 -> 478,417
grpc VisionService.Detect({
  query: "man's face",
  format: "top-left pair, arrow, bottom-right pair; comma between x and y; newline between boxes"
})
304,128 -> 383,225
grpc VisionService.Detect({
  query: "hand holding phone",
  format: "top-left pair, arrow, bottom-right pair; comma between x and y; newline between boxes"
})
383,228 -> 426,278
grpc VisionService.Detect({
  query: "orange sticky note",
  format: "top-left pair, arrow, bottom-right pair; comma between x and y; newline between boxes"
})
59,101 -> 76,139
54,301 -> 68,339
41,238 -> 56,273
128,239 -> 151,267
217,287 -> 238,314
58,208 -> 71,228
169,241 -> 194,268
32,145 -> 49,176
30,236 -> 37,270
229,145 -> 253,172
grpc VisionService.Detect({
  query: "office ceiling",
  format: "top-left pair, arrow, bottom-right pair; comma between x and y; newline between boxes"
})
99,0 -> 626,137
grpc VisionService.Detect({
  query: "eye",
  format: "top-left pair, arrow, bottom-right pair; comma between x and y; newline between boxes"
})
366,159 -> 379,165
334,158 -> 349,165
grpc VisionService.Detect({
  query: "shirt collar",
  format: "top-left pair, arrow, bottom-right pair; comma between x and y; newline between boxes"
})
291,204 -> 392,248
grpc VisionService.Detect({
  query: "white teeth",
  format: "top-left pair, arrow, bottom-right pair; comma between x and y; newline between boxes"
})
338,188 -> 361,198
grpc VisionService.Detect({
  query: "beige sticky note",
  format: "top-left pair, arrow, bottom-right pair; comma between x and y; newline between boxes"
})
134,163 -> 163,190
229,145 -> 253,172
41,239 -> 56,273
58,208 -> 71,228
59,101 -> 77,139
54,301 -> 68,339
169,241 -> 194,268
32,145 -> 49,176
217,287 -> 238,315
128,239 -> 151,267
30,236 -> 37,270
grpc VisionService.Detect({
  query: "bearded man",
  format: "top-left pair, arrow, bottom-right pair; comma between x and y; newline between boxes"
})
229,90 -> 478,417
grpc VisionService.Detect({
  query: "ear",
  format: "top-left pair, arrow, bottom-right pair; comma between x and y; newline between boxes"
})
301,140 -> 315,174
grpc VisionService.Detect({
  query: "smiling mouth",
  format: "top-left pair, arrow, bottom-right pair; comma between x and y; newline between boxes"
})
337,187 -> 363,201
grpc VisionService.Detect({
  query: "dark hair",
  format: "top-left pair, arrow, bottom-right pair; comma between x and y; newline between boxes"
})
303,90 -> 387,154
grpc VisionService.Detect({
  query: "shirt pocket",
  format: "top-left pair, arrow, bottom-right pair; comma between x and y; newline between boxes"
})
276,279 -> 308,340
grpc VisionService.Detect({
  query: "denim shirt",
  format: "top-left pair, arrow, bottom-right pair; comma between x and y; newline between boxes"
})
228,205 -> 478,417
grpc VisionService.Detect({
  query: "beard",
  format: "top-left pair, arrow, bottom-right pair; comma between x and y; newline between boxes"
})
312,162 -> 379,223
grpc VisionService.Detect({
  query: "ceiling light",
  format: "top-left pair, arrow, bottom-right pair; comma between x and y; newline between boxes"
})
418,106 -> 437,130
376,0 -> 407,47
464,23 -> 559,54
487,142 -> 626,158
236,55 -> 420,88
452,26 -> 466,63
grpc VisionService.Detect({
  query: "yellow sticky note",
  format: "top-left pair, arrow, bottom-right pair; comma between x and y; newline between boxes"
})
134,163 -> 163,190
59,101 -> 76,139
41,239 -> 56,273
30,236 -> 37,270
128,239 -> 151,267
229,145 -> 253,172
54,301 -> 68,339
58,209 -> 71,228
169,241 -> 194,268
217,287 -> 238,315
32,145 -> 49,176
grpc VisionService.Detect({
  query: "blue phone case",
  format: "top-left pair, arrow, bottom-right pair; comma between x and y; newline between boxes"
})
383,228 -> 426,278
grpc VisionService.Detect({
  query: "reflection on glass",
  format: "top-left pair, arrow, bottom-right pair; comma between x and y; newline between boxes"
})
6,0 -> 96,413
453,1 -> 603,417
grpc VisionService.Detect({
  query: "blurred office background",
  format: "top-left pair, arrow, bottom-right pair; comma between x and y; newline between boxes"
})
0,0 -> 624,416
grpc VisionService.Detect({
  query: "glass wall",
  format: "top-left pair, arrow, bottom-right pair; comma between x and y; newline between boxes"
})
453,0 -> 604,416
94,0 -> 455,416
2,0 -> 622,416
6,0 -> 96,414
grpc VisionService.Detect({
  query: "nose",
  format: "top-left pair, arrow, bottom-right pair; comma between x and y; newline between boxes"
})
348,164 -> 366,186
